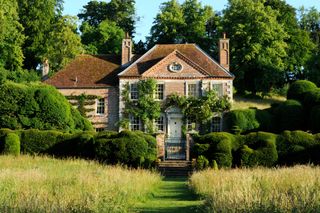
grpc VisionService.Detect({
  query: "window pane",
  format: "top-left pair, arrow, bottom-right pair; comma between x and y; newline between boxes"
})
212,117 -> 221,132
212,83 -> 223,97
188,84 -> 197,97
130,83 -> 138,100
130,116 -> 140,131
96,128 -> 105,132
155,116 -> 164,131
96,98 -> 105,114
155,84 -> 164,100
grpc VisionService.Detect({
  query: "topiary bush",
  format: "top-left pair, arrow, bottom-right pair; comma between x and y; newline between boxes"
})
276,131 -> 317,165
196,155 -> 209,170
287,80 -> 317,103
0,82 -> 92,131
273,100 -> 304,132
310,106 -> 320,133
240,132 -> 278,167
3,133 -> 20,156
224,109 -> 259,133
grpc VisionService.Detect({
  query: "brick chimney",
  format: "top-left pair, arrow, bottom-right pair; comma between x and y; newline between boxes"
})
42,59 -> 49,79
121,33 -> 133,66
219,32 -> 230,70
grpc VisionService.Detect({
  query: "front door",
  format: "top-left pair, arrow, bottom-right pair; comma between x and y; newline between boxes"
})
166,117 -> 185,160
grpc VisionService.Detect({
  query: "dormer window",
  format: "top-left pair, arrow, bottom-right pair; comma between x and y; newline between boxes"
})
169,62 -> 183,72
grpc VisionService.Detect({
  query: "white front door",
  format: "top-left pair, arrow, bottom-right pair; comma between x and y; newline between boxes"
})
169,117 -> 182,138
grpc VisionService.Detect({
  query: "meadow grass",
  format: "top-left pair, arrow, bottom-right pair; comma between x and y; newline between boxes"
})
0,155 -> 161,213
190,166 -> 320,212
232,95 -> 286,110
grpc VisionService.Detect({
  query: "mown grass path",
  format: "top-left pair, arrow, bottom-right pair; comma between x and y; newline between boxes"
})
135,177 -> 204,213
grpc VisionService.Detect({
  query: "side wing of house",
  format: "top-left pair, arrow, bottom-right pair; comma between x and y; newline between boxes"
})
45,55 -> 121,131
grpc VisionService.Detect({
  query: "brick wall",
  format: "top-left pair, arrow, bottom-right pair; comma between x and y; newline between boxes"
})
58,87 -> 119,131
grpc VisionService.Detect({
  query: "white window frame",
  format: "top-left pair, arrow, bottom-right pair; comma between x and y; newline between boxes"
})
96,98 -> 105,115
212,82 -> 224,97
130,115 -> 141,131
155,83 -> 164,100
130,83 -> 138,100
187,82 -> 198,97
187,117 -> 196,132
154,115 -> 165,132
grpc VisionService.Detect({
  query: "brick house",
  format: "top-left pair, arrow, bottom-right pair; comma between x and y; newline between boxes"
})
45,34 -> 234,160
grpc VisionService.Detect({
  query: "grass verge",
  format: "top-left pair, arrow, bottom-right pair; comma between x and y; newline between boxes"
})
232,95 -> 286,110
0,155 -> 161,212
190,166 -> 320,212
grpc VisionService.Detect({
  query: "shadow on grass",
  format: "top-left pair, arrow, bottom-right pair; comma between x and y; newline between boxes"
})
136,177 -> 205,213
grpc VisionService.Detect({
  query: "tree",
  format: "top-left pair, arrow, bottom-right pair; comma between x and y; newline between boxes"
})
17,0 -> 64,70
222,0 -> 288,93
78,0 -> 136,36
0,0 -> 25,71
147,0 -> 218,55
81,20 -> 125,55
45,16 -> 83,72
78,0 -> 136,54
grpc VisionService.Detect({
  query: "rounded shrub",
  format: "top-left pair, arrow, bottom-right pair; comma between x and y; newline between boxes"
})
309,106 -> 320,133
287,80 -> 317,103
3,133 -> 20,156
274,100 -> 304,131
225,109 -> 259,133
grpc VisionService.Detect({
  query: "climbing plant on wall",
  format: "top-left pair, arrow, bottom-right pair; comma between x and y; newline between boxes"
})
121,79 -> 161,133
166,90 -> 231,123
66,94 -> 99,117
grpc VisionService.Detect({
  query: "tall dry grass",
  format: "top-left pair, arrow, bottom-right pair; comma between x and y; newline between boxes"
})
0,155 -> 161,212
190,166 -> 320,212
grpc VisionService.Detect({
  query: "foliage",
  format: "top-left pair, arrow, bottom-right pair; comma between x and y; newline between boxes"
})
0,0 -> 25,71
240,132 -> 278,167
78,0 -> 135,54
225,109 -> 260,133
147,0 -> 219,55
3,133 -> 20,156
195,155 -> 209,170
121,79 -> 161,133
223,0 -> 288,93
0,81 -> 92,131
44,16 -> 83,72
166,90 -> 231,127
0,155 -> 161,212
309,105 -> 320,133
287,80 -> 317,103
273,100 -> 304,131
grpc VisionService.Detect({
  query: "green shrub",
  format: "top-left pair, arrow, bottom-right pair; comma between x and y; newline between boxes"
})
225,109 -> 259,133
196,155 -> 209,170
193,143 -> 210,157
240,132 -> 278,167
274,100 -> 304,131
255,109 -> 274,132
302,89 -> 320,111
0,82 -> 92,131
310,106 -> 320,133
3,133 -> 20,156
287,80 -> 317,103
277,131 -> 317,165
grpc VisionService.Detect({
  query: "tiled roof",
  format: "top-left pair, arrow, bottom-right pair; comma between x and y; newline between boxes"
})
45,54 -> 121,88
119,44 -> 233,78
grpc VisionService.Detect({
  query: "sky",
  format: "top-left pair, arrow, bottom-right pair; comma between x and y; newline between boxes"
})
63,0 -> 320,42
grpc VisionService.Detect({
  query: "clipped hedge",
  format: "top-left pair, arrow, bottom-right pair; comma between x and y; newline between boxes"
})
3,133 -> 20,156
194,131 -> 320,168
0,129 -> 157,168
287,80 -> 317,103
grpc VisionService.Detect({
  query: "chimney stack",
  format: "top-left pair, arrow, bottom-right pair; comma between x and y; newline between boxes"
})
121,33 -> 133,66
42,59 -> 49,79
219,32 -> 230,70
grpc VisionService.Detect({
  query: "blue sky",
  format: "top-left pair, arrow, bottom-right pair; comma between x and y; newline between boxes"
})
63,0 -> 320,42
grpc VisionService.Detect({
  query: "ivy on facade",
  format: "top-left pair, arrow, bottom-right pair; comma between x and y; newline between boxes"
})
66,94 -> 99,117
121,79 -> 161,133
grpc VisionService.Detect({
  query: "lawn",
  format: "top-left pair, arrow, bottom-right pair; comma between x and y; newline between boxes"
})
0,155 -> 161,212
190,166 -> 320,212
136,177 -> 204,213
232,94 -> 286,110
